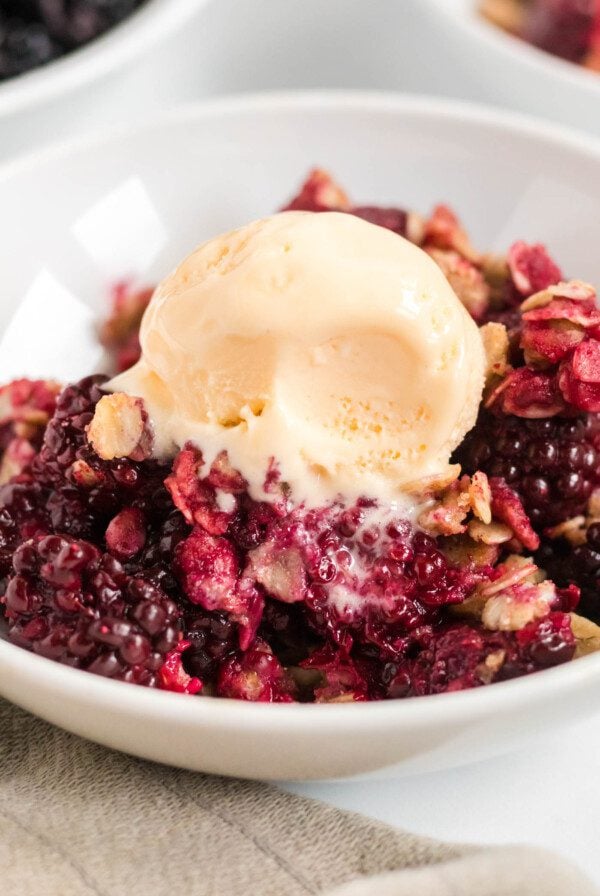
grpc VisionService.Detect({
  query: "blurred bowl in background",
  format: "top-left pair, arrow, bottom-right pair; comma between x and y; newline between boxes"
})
420,0 -> 600,137
0,0 -> 209,160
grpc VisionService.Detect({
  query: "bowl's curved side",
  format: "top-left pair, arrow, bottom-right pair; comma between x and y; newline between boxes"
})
1,623 -> 599,780
0,0 -> 210,117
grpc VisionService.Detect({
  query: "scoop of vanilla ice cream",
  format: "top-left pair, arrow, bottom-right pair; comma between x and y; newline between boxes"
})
110,211 -> 485,506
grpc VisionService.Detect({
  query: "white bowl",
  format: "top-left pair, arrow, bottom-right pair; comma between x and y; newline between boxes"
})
2,92 -> 600,781
420,0 -> 600,137
0,0 -> 209,162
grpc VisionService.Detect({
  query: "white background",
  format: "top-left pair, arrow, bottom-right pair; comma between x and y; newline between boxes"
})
284,714 -> 600,885
2,0 -> 600,884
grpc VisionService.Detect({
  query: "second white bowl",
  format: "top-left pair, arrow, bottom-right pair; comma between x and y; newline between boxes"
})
0,0 -> 210,161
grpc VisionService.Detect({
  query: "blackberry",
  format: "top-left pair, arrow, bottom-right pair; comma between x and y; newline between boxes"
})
137,509 -> 191,597
387,613 -> 576,697
5,534 -> 182,685
0,479 -> 47,589
182,608 -> 237,683
0,0 -> 147,82
537,525 -> 600,622
31,375 -> 171,539
38,0 -> 137,51
0,17 -> 57,79
33,374 -> 109,486
456,411 -> 600,528
0,377 -> 194,688
258,598 -> 321,667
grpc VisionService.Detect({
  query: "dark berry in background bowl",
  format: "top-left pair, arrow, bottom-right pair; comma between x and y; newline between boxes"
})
420,0 -> 600,138
0,0 -> 149,82
479,0 -> 600,71
0,0 -> 208,135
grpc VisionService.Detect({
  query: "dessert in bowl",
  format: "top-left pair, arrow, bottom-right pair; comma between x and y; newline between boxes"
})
2,93 -> 600,779
479,0 -> 600,72
5,184 -> 595,703
421,0 -> 600,137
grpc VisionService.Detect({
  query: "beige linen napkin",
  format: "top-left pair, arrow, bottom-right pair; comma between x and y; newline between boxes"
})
0,699 -> 595,896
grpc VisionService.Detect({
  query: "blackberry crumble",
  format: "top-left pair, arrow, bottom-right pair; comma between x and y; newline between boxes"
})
2,168 -> 600,703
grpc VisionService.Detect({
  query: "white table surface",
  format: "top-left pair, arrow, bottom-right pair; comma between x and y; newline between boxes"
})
282,713 -> 600,885
2,0 -> 600,885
